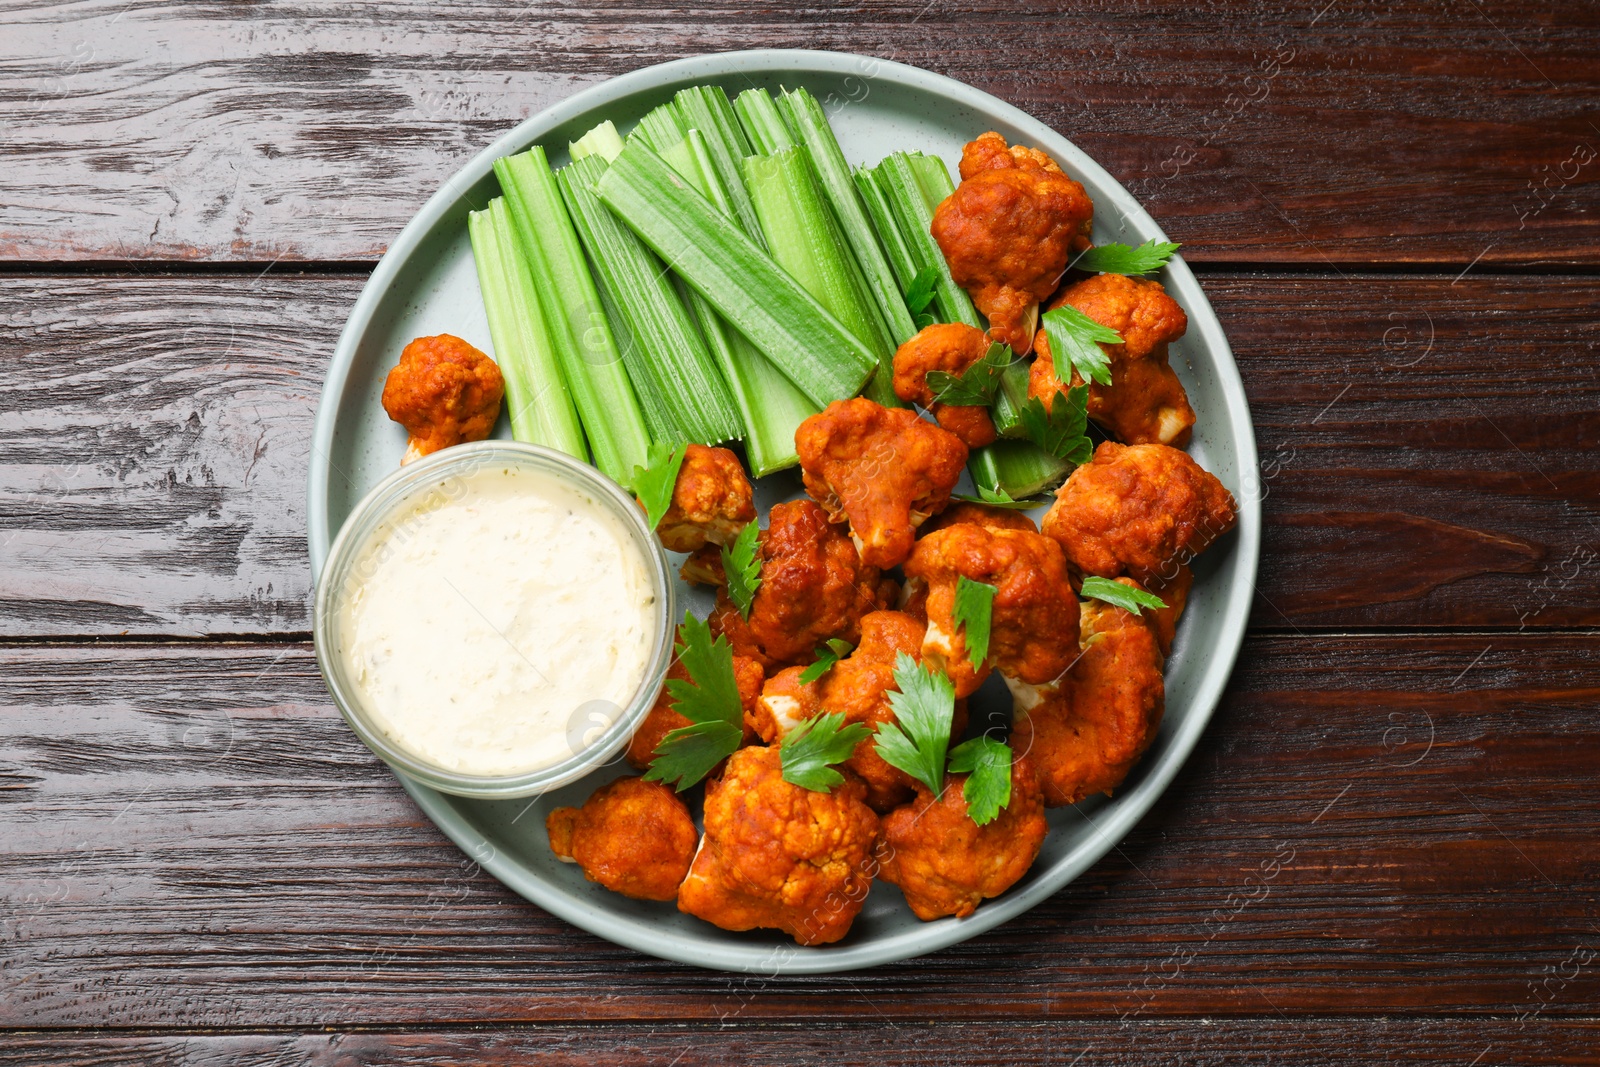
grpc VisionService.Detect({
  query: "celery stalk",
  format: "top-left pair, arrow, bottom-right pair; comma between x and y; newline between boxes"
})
570,120 -> 625,163
594,140 -> 877,406
872,153 -> 984,330
733,88 -> 796,155
743,147 -> 901,408
854,164 -> 921,291
629,101 -> 687,153
493,148 -> 652,485
558,154 -> 742,445
466,198 -> 587,460
969,439 -> 1070,499
780,88 -> 917,346
673,85 -> 765,247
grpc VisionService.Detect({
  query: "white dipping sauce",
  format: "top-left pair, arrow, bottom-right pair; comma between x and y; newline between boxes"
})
337,464 -> 659,776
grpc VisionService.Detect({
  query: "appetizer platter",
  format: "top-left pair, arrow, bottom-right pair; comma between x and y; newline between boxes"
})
308,50 -> 1259,973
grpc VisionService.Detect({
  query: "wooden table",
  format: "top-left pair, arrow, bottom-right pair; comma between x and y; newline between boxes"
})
4,2 -> 1597,1062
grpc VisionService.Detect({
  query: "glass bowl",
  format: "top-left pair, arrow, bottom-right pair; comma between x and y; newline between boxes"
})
313,440 -> 676,799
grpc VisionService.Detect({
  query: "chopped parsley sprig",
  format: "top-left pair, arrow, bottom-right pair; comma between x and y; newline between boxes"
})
1042,304 -> 1121,388
644,613 -> 744,792
904,265 -> 940,330
1081,575 -> 1168,614
780,712 -> 871,792
1072,239 -> 1181,276
721,521 -> 762,619
951,576 -> 997,669
946,735 -> 1013,826
631,440 -> 688,529
874,653 -> 956,796
926,342 -> 1012,407
799,637 -> 855,685
951,484 -> 1044,510
1018,385 -> 1094,466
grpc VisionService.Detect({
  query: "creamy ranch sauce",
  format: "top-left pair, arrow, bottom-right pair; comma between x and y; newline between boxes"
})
338,465 -> 658,776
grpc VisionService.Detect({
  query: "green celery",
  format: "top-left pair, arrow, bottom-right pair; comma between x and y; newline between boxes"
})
991,357 -> 1032,439
466,198 -> 587,459
780,87 -> 917,345
558,154 -> 743,444
673,85 -> 765,247
854,164 -> 921,291
743,146 -> 901,408
872,153 -> 984,329
569,120 -> 625,163
629,101 -> 687,153
969,439 -> 1070,499
594,140 -> 877,406
493,147 -> 651,485
733,88 -> 796,155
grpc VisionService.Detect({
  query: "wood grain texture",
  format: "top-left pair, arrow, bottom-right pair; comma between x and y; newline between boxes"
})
3,1019 -> 1598,1066
3,1 -> 1597,266
3,273 -> 1595,636
3,637 -> 1597,1028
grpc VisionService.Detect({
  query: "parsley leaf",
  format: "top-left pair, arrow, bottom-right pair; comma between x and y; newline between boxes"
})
798,637 -> 854,685
1042,304 -> 1121,388
925,342 -> 1012,407
947,736 -> 1013,826
952,484 -> 1044,510
874,653 -> 956,795
644,612 -> 745,791
1080,575 -> 1168,615
952,576 -> 996,668
1018,387 -> 1094,466
780,711 -> 872,793
914,312 -> 937,331
904,265 -> 939,318
721,520 -> 762,619
1072,240 -> 1181,276
631,440 -> 688,531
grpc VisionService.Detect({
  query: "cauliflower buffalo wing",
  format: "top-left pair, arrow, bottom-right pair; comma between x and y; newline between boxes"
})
1029,273 -> 1195,447
931,132 -> 1095,353
796,398 -> 968,570
546,776 -> 698,901
902,523 -> 1081,698
709,499 -> 889,670
677,746 -> 880,945
626,654 -> 764,772
749,611 -> 967,812
1145,563 -> 1194,657
1012,591 -> 1165,806
1043,441 -> 1237,586
919,501 -> 1039,537
876,755 -> 1048,920
891,322 -> 999,448
381,334 -> 505,464
653,444 -> 756,553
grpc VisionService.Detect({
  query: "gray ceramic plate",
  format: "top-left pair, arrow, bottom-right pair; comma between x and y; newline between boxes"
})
307,48 -> 1260,974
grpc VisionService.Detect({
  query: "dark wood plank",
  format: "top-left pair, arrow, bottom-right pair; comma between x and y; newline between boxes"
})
4,273 -> 1596,636
3,1 -> 1597,266
3,636 -> 1597,1027
3,1019 -> 1598,1066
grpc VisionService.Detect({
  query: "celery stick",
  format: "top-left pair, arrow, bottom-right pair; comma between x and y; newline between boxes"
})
494,148 -> 651,485
674,85 -> 765,247
595,258 -> 677,443
570,120 -> 625,163
733,88 -> 796,155
629,101 -> 687,153
969,439 -> 1070,499
854,164 -> 921,291
991,357 -> 1032,440
466,198 -> 587,460
780,88 -> 917,346
662,131 -> 817,475
743,147 -> 901,408
594,140 -> 877,406
559,155 -> 743,444
873,153 -> 984,330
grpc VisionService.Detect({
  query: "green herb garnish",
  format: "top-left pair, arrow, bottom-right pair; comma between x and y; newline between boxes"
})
952,576 -> 997,669
780,711 -> 872,792
1042,304 -> 1121,388
1072,240 -> 1181,276
798,637 -> 855,685
951,484 -> 1044,510
632,440 -> 689,530
721,521 -> 762,619
947,735 -> 1013,826
904,265 -> 939,319
1080,575 -> 1168,615
1018,386 -> 1093,466
644,613 -> 745,791
874,653 -> 956,795
925,342 -> 1011,407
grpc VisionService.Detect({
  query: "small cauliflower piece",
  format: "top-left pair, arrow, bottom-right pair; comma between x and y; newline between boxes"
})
920,501 -> 1039,537
545,776 -> 698,901
796,398 -> 968,570
1012,595 -> 1165,806
931,132 -> 1095,353
1029,273 -> 1195,447
1144,564 -> 1194,658
876,755 -> 1048,920
903,523 -> 1081,698
677,746 -> 880,945
892,322 -> 999,448
625,654 -> 764,772
381,334 -> 504,463
653,444 -> 756,553
1042,440 -> 1238,585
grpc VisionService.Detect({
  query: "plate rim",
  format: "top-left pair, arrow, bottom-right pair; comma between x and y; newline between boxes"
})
307,47 -> 1261,975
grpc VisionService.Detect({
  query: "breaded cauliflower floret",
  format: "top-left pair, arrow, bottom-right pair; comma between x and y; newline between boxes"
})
1042,440 -> 1237,585
749,611 -> 968,812
1012,593 -> 1165,806
546,776 -> 698,901
1029,273 -> 1194,447
903,523 -> 1081,698
677,746 -> 880,945
892,322 -> 1000,448
652,444 -> 756,553
876,755 -> 1048,920
708,499 -> 888,670
919,501 -> 1039,537
931,133 -> 1095,353
381,334 -> 504,464
625,654 -> 764,772
796,398 -> 968,570
1144,563 -> 1194,658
